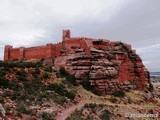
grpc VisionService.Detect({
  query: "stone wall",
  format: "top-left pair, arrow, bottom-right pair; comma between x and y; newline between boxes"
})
4,44 -> 56,60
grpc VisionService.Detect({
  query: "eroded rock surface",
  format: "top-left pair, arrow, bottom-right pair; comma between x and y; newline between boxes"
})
54,40 -> 151,94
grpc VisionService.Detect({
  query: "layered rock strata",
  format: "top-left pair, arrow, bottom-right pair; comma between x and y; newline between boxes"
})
54,40 -> 150,94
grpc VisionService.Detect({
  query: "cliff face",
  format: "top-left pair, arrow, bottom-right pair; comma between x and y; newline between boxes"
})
54,40 -> 150,94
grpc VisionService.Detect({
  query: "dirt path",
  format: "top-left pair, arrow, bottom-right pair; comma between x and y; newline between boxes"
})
55,101 -> 87,120
55,87 -> 159,120
56,99 -> 159,120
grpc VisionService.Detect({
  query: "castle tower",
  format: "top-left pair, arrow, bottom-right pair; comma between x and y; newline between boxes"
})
4,45 -> 12,61
62,29 -> 71,41
61,29 -> 71,55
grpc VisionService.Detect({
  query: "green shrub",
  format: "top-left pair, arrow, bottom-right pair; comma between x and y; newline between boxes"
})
0,61 -> 3,67
2,67 -> 9,72
0,69 -> 6,77
16,103 -> 32,114
112,90 -> 125,98
84,103 -> 96,109
17,75 -> 28,81
81,80 -> 102,96
66,91 -> 76,100
0,77 -> 10,88
4,105 -> 10,115
36,61 -> 43,67
35,67 -> 40,74
92,89 -> 102,96
0,97 -> 5,104
48,83 -> 76,100
65,75 -> 76,85
43,72 -> 49,79
0,61 -> 42,68
59,67 -> 68,77
66,109 -> 83,120
81,80 -> 92,91
31,71 -> 38,78
84,103 -> 97,113
45,66 -> 52,73
149,83 -> 154,92
16,70 -> 27,76
52,95 -> 67,105
41,112 -> 55,120
100,110 -> 111,120
59,67 -> 76,85
48,83 -> 66,96
16,70 -> 28,81
85,115 -> 93,120
11,91 -> 21,100
0,78 -> 19,90
16,112 -> 22,118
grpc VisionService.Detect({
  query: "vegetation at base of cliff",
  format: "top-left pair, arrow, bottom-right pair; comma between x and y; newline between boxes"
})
66,109 -> 83,120
0,78 -> 72,106
48,83 -> 76,100
112,90 -> 125,98
40,112 -> 56,120
81,80 -> 102,96
59,66 -> 77,85
0,60 -> 43,68
148,83 -> 154,92
59,67 -> 103,96
0,60 -> 77,119
100,110 -> 111,120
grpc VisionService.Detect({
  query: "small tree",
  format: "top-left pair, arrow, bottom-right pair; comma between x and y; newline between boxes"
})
59,67 -> 68,77
148,83 -> 154,92
112,90 -> 125,98
43,72 -> 49,79
100,110 -> 111,120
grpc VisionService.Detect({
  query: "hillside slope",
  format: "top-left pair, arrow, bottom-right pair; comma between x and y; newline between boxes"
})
0,61 -> 159,120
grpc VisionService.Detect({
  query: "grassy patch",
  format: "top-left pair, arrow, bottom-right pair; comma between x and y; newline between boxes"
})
66,109 -> 83,120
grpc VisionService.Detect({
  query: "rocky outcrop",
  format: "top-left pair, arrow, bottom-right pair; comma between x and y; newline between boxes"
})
54,40 -> 151,94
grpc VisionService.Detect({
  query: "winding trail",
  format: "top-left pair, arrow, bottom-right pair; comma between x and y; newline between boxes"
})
55,101 -> 87,120
55,99 -> 159,120
55,87 -> 159,120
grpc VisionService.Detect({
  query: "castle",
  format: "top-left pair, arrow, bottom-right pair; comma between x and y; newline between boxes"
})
4,30 -> 99,61
4,30 -> 151,94
4,30 -> 131,61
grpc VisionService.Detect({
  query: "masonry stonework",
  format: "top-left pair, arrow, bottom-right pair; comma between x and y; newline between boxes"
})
4,30 -> 151,94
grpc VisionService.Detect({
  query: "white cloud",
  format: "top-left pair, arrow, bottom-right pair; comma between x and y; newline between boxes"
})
0,0 -> 128,45
136,43 -> 160,54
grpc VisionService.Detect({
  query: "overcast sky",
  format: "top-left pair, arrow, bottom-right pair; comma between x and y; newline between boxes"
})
0,0 -> 160,72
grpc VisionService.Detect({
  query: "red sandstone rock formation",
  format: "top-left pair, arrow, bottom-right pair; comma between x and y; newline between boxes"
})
4,30 -> 151,94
